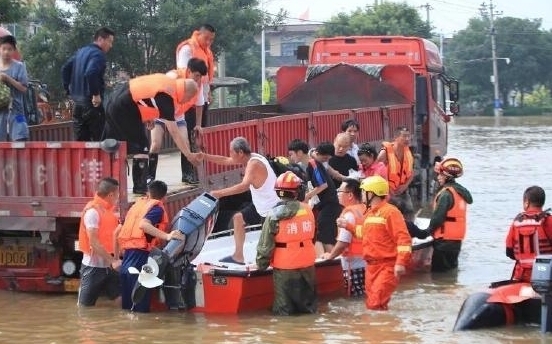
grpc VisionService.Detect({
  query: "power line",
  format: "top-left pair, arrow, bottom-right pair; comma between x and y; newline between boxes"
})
419,3 -> 433,27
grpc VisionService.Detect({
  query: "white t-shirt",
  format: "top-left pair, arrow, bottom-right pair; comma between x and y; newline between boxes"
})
337,211 -> 366,270
347,143 -> 360,164
176,44 -> 209,102
81,208 -> 110,268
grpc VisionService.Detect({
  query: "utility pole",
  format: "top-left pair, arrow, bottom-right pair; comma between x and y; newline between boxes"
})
481,1 -> 502,117
420,3 -> 433,27
261,1 -> 266,105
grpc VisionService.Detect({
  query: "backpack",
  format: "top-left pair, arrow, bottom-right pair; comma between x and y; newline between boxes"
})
0,82 -> 11,109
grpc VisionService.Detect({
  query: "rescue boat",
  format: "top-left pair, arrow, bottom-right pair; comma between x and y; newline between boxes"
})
132,194 -> 435,313
453,281 -> 541,330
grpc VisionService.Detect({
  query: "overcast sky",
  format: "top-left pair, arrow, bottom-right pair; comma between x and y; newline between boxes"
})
263,0 -> 551,35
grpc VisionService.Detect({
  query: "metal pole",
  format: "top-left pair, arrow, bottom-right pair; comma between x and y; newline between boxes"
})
217,51 -> 227,108
261,27 -> 266,105
490,0 -> 501,117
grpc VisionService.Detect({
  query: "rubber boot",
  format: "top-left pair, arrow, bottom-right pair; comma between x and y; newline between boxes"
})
148,153 -> 158,183
181,153 -> 198,184
132,158 -> 149,195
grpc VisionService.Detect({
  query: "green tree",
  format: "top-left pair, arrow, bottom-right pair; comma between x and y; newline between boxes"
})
523,85 -> 552,107
318,2 -> 431,38
446,17 -> 552,110
0,0 -> 27,23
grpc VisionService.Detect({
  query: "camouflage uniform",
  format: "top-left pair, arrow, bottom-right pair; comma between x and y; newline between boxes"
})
256,200 -> 317,315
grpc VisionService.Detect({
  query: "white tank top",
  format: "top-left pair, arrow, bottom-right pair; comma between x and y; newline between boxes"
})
249,153 -> 280,217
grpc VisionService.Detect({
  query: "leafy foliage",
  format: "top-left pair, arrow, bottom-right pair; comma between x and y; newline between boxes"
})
318,2 -> 432,38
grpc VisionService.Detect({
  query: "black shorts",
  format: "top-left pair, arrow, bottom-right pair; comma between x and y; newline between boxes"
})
77,264 -> 121,306
240,203 -> 264,227
103,83 -> 149,155
315,202 -> 343,245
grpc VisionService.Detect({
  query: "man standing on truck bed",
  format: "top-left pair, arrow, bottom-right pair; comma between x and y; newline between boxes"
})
102,74 -> 200,194
202,136 -> 280,265
77,177 -> 122,307
377,126 -> 415,221
175,24 -> 216,184
62,27 -> 114,142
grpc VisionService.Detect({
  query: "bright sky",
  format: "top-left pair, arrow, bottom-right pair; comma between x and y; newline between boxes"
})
263,0 -> 551,36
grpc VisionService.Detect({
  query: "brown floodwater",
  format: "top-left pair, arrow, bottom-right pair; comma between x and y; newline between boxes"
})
1,115 -> 552,343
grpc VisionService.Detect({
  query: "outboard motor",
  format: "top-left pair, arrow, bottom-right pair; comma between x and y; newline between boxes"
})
531,254 -> 552,333
131,192 -> 219,310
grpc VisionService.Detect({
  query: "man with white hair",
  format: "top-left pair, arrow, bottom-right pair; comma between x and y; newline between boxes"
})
202,137 -> 280,265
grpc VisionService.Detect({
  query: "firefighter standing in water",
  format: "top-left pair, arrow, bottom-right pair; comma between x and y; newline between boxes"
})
506,186 -> 552,282
256,171 -> 317,315
321,178 -> 367,297
337,175 -> 411,310
425,157 -> 473,272
102,74 -> 200,194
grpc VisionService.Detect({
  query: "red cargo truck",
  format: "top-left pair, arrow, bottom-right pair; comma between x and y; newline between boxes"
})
0,35 -> 458,292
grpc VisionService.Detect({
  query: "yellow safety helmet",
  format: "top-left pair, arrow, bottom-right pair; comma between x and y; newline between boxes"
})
360,175 -> 389,196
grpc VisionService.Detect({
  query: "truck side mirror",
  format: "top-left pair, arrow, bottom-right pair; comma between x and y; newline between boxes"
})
449,80 -> 459,102
296,45 -> 309,61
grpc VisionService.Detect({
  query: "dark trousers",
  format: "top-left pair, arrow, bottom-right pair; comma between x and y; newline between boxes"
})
181,103 -> 208,179
431,239 -> 462,272
73,101 -> 105,141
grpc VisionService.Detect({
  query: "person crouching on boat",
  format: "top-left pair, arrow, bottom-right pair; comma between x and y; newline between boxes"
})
117,180 -> 185,312
256,171 -> 317,315
321,178 -> 367,297
337,175 -> 411,310
506,186 -> 552,282
426,157 -> 473,273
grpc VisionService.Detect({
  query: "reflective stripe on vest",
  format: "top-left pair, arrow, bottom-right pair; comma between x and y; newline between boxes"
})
272,203 -> 316,269
78,195 -> 119,255
382,141 -> 413,191
433,186 -> 467,241
512,212 -> 552,269
118,198 -> 169,251
341,203 -> 366,257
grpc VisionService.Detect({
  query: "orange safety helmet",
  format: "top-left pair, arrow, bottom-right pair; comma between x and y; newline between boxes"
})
434,157 -> 463,178
275,171 -> 302,191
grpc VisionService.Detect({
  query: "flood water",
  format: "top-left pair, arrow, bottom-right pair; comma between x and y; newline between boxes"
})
2,115 -> 552,343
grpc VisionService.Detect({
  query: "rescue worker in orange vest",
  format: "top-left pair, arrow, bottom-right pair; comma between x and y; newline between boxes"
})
321,178 -> 367,297
102,74 -> 200,194
256,171 -> 317,315
377,126 -> 415,221
506,186 -> 552,282
337,175 -> 411,310
426,157 -> 473,272
148,58 -> 208,183
77,177 -> 122,307
117,180 -> 185,312
175,24 -> 216,184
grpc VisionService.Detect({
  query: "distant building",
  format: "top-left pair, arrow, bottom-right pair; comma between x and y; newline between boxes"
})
256,24 -> 323,76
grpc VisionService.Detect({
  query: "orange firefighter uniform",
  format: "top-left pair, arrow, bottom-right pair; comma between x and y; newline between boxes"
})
356,201 -> 412,310
506,208 -> 552,282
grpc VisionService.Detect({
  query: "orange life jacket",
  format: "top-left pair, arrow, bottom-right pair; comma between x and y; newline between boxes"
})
382,141 -> 413,192
511,211 -> 552,270
433,186 -> 467,241
272,203 -> 316,269
118,198 -> 169,251
78,195 -> 119,256
128,73 -> 189,122
341,203 -> 367,257
175,31 -> 215,83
